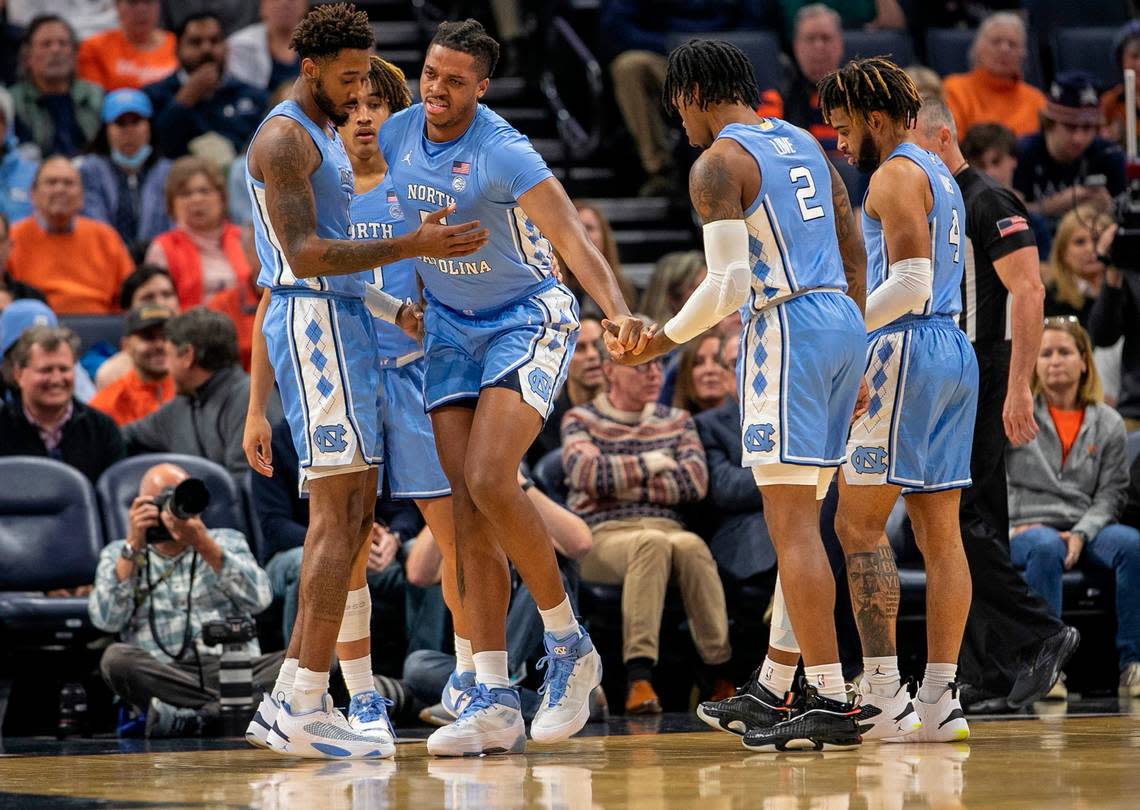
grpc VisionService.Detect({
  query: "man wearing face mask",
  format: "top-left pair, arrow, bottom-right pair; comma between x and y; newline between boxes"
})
79,88 -> 173,252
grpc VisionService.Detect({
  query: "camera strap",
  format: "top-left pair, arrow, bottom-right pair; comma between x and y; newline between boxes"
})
143,548 -> 200,669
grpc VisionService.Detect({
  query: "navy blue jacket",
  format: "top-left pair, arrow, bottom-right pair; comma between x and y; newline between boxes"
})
142,72 -> 267,158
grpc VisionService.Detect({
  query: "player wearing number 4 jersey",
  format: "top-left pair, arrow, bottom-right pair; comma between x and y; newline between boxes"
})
607,39 -> 872,752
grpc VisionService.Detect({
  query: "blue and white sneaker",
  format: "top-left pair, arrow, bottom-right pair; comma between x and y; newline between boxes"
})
530,627 -> 603,743
245,692 -> 280,749
347,690 -> 398,747
426,684 -> 526,757
441,670 -> 477,719
267,693 -> 395,759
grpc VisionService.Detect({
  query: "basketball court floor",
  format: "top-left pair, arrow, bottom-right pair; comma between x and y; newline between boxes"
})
2,701 -> 1139,808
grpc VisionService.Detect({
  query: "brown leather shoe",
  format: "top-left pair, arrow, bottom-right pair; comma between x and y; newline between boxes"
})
625,679 -> 662,714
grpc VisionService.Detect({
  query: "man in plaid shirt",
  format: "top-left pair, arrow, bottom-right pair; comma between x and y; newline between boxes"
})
89,462 -> 277,737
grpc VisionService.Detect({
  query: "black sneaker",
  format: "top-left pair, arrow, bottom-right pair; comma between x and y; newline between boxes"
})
1007,626 -> 1080,709
742,685 -> 863,752
696,668 -> 793,735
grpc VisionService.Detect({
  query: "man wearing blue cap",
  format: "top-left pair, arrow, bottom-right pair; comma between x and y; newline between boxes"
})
1014,72 -> 1127,222
79,88 -> 173,251
0,298 -> 97,404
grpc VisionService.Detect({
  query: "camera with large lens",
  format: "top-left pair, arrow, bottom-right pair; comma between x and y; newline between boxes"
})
145,478 -> 211,544
1109,178 -> 1140,272
202,617 -> 258,735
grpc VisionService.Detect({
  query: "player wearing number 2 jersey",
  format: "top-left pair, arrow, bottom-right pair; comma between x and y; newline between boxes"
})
823,57 -> 977,745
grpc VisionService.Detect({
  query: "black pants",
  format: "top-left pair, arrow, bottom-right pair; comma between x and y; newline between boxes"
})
958,342 -> 1063,693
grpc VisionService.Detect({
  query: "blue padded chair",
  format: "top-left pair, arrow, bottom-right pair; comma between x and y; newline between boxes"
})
58,315 -> 126,354
1052,28 -> 1123,91
665,30 -> 787,93
842,29 -> 915,66
533,448 -> 569,506
240,471 -> 269,565
1127,430 -> 1140,467
96,454 -> 250,547
925,27 -> 1045,89
1024,0 -> 1132,37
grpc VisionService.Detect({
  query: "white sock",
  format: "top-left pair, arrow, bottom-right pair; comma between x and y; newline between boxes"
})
473,650 -> 510,689
864,655 -> 901,698
340,655 -> 374,699
271,657 -> 298,704
804,663 -> 847,701
291,667 -> 330,713
538,596 -> 580,638
454,635 -> 475,674
759,657 -> 797,697
919,663 -> 957,704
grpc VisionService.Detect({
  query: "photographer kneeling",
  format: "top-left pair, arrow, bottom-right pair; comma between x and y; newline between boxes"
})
88,463 -> 278,737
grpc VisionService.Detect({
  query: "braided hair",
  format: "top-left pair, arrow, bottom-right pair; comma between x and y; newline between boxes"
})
818,56 -> 923,129
663,39 -> 760,113
368,56 -> 412,114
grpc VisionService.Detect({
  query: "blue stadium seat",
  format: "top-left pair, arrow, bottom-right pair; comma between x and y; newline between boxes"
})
1024,0 -> 1132,37
240,471 -> 268,565
533,448 -> 569,506
842,29 -> 915,66
58,315 -> 126,354
665,30 -> 787,94
1128,430 -> 1140,466
96,454 -> 250,547
1053,28 -> 1124,91
925,27 -> 1045,88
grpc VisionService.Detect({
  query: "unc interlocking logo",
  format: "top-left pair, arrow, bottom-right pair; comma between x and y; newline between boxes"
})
744,423 -> 775,453
451,175 -> 467,192
313,424 -> 348,454
850,446 -> 888,474
528,368 -> 553,401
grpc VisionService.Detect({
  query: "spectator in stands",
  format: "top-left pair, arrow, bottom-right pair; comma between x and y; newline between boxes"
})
599,0 -> 756,197
226,0 -> 308,92
672,333 -> 731,415
89,461 -> 277,737
204,225 -> 261,372
7,156 -> 135,315
7,1 -> 118,41
121,307 -> 256,475
904,65 -> 943,103
142,12 -> 267,160
0,297 -> 97,402
776,4 -> 844,154
89,304 -> 174,425
0,87 -> 37,224
159,0 -> 258,38
562,331 -> 732,713
0,214 -> 46,307
78,0 -> 177,91
561,201 -> 636,320
1006,319 -> 1140,699
8,15 -> 105,157
94,265 -> 181,389
1043,206 -> 1114,327
640,250 -> 705,327
1089,220 -> 1140,433
0,324 -> 124,482
145,156 -> 250,308
942,12 -> 1046,139
79,88 -> 173,253
1101,20 -> 1140,153
777,0 -> 904,40
1015,73 -> 1126,222
0,4 -> 22,85
527,317 -> 607,468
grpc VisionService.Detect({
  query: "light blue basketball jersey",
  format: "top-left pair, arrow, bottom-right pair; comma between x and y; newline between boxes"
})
378,103 -> 555,314
349,175 -> 420,359
862,142 -> 966,320
716,119 -> 848,314
247,99 -> 369,296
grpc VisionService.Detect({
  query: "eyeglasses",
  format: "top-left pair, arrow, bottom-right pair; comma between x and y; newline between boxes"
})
625,359 -> 663,374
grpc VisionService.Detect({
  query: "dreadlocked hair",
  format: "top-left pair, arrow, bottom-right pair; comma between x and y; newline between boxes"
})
818,56 -> 923,129
290,3 -> 374,61
430,19 -> 500,80
368,56 -> 412,113
663,39 -> 760,113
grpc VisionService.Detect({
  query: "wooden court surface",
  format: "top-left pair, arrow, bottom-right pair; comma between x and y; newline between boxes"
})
2,714 -> 1139,808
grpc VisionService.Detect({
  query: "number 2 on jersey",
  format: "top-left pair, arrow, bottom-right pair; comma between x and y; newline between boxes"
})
788,166 -> 825,222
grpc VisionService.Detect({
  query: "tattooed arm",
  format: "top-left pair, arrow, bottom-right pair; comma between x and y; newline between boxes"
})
251,118 -> 489,279
827,159 -> 867,313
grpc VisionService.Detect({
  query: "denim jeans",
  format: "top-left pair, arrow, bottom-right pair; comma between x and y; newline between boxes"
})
1011,524 -> 1140,666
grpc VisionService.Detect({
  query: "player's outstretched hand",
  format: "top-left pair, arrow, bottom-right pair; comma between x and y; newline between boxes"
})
243,413 -> 273,477
851,377 -> 869,424
397,300 -> 425,342
412,204 -> 489,258
602,317 -> 670,365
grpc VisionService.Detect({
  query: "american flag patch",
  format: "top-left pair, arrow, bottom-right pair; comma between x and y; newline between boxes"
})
386,189 -> 398,203
997,215 -> 1029,238
452,160 -> 471,175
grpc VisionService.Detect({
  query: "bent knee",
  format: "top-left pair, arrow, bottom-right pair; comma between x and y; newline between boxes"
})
669,532 -> 712,561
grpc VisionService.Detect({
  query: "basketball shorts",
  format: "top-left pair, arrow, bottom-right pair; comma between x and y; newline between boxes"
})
264,291 -> 382,488
378,357 -> 451,499
843,316 -> 979,494
421,282 -> 580,421
739,291 -> 865,471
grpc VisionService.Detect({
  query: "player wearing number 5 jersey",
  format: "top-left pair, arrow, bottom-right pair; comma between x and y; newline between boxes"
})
823,58 -> 978,744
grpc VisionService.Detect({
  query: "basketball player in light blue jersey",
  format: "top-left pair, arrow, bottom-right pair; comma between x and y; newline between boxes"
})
822,57 -> 978,742
607,40 -> 873,753
380,20 -> 647,756
238,5 -> 488,760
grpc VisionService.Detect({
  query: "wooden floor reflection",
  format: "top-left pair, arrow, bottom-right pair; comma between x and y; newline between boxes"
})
3,715 -> 1140,808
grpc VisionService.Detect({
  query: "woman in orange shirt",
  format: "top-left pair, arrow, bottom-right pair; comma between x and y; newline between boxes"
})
77,0 -> 177,91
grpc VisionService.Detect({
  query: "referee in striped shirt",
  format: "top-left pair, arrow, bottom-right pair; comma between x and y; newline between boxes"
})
915,101 -> 1080,711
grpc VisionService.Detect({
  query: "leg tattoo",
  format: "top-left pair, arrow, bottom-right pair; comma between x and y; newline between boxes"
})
846,546 -> 900,657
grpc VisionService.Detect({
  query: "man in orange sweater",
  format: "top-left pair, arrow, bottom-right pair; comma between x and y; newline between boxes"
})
8,156 -> 135,314
943,12 -> 1047,140
89,304 -> 175,425
77,0 -> 177,91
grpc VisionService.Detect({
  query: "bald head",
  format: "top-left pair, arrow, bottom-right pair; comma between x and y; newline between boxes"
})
139,463 -> 188,499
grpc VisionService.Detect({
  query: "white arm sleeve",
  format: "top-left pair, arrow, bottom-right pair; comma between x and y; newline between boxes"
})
864,257 -> 932,332
663,219 -> 752,344
364,283 -> 405,324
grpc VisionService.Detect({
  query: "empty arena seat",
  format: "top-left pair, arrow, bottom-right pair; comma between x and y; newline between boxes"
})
1128,430 -> 1140,466
1024,0 -> 1132,37
240,471 -> 268,565
1052,28 -> 1123,90
96,454 -> 250,546
841,29 -> 915,66
58,315 -> 126,354
925,27 -> 1045,89
665,30 -> 787,94
533,448 -> 569,505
